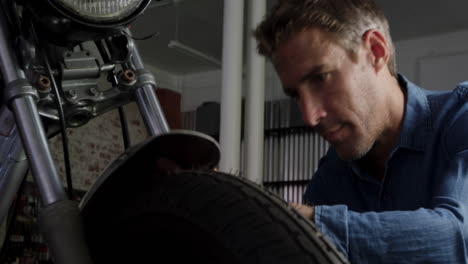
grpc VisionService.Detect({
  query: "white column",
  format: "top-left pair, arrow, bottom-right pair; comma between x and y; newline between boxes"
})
219,0 -> 245,174
244,0 -> 266,184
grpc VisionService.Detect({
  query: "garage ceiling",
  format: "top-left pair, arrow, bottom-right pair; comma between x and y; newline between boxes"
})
131,0 -> 468,75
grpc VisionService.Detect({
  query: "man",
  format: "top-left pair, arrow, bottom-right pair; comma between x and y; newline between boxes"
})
255,0 -> 468,263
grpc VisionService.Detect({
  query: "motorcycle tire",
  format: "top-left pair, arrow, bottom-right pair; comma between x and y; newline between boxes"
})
82,170 -> 348,264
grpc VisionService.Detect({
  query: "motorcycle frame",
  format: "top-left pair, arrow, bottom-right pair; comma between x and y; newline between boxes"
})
0,1 -> 170,263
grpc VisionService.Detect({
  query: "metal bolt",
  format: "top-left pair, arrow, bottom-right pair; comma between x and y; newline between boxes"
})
122,70 -> 136,83
66,89 -> 77,99
89,87 -> 98,96
37,75 -> 51,91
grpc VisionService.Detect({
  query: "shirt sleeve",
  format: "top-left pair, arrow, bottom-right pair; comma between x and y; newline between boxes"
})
313,150 -> 468,264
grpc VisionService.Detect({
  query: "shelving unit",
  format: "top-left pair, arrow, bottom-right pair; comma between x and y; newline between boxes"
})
183,98 -> 330,204
243,126 -> 328,203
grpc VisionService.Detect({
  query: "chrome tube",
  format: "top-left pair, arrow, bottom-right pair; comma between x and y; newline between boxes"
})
134,85 -> 170,136
127,30 -> 170,136
11,97 -> 67,204
0,8 -> 66,205
0,128 -> 28,225
0,15 -> 24,81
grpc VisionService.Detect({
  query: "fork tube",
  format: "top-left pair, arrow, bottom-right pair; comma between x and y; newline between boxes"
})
126,30 -> 169,136
0,127 -> 28,225
134,86 -> 170,136
10,98 -> 67,204
0,8 -> 94,264
0,8 -> 66,205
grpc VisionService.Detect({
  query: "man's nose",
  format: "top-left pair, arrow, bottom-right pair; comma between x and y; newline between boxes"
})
298,88 -> 326,127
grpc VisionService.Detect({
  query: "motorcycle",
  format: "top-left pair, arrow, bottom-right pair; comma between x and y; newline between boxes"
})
0,0 -> 348,263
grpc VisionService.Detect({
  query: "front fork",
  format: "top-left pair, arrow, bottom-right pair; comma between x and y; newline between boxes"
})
0,7 -> 169,264
0,5 -> 94,263
126,28 -> 170,136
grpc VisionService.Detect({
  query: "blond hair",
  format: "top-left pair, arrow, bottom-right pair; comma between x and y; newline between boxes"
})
254,0 -> 397,76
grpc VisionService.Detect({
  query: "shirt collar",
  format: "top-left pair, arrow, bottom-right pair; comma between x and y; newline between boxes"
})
349,74 -> 431,183
396,74 -> 432,151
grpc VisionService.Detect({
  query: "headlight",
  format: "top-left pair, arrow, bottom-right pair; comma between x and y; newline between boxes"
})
48,0 -> 151,26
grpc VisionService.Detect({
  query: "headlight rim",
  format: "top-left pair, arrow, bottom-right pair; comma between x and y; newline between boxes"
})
46,0 -> 151,28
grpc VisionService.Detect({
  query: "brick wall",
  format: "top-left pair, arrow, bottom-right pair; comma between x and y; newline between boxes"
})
48,102 -> 149,191
0,105 -> 145,249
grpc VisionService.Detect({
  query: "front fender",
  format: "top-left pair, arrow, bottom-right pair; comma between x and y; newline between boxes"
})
79,129 -> 220,211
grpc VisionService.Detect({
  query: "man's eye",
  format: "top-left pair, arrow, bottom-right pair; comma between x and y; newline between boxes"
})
314,73 -> 328,82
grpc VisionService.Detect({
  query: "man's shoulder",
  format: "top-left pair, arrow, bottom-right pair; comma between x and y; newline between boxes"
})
428,83 -> 468,156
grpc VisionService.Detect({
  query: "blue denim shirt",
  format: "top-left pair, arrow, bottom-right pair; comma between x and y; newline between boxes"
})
303,75 -> 468,263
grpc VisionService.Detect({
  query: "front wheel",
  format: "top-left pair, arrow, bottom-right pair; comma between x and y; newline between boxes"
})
82,170 -> 348,263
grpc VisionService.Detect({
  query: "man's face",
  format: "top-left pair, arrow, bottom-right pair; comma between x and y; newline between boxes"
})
272,27 -> 385,161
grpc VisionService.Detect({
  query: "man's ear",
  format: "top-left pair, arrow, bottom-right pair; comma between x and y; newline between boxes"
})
362,29 -> 389,73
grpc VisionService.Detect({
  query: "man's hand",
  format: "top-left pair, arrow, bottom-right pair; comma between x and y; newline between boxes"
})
290,203 -> 315,222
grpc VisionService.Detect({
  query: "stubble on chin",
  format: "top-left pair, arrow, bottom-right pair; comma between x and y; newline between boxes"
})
333,135 -> 374,161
